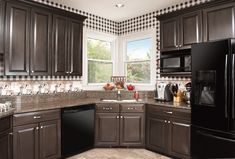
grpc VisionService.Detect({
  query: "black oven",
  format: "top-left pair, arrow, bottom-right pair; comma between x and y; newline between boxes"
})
160,51 -> 191,74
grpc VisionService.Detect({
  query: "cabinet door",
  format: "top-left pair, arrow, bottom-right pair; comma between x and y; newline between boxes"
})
0,1 -> 5,54
146,117 -> 167,154
120,113 -> 144,147
0,133 -> 12,159
160,17 -> 178,51
169,119 -> 191,159
13,124 -> 39,159
68,19 -> 83,76
95,113 -> 119,146
203,3 -> 235,41
30,8 -> 52,76
180,11 -> 202,49
39,120 -> 61,159
5,2 -> 30,76
52,14 -> 68,76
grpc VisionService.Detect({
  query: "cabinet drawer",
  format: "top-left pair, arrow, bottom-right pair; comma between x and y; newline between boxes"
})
96,104 -> 119,113
171,108 -> 191,121
147,104 -> 171,116
0,116 -> 12,133
120,104 -> 144,113
13,109 -> 60,126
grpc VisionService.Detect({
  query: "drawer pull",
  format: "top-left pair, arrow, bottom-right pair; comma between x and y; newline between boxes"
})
40,126 -> 44,129
127,107 -> 134,110
164,111 -> 173,114
33,116 -> 41,119
35,126 -> 39,130
117,116 -> 119,119
8,132 -> 13,136
102,107 -> 113,110
120,116 -> 123,119
164,120 -> 167,123
168,121 -> 171,124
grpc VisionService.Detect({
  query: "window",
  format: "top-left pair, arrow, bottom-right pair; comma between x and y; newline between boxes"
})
87,38 -> 113,83
125,38 -> 152,83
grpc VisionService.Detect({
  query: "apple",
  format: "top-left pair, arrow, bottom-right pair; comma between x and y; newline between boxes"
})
127,84 -> 135,91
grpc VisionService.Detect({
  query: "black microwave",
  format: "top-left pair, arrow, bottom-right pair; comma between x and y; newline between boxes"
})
160,51 -> 191,75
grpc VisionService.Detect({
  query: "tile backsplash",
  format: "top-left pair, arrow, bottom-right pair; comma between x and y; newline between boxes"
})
0,80 -> 82,96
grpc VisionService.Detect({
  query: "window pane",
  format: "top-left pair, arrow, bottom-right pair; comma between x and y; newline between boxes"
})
88,60 -> 112,83
126,61 -> 150,83
87,38 -> 111,60
126,38 -> 152,61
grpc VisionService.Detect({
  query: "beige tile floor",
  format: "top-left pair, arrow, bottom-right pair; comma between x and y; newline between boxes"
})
67,148 -> 172,159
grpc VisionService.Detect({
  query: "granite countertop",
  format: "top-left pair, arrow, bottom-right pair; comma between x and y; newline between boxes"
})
0,108 -> 15,119
0,97 -> 190,117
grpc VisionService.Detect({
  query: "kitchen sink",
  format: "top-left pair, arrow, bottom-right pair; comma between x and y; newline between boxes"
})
100,99 -> 142,102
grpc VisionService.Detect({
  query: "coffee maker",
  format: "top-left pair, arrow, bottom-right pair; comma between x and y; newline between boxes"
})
154,82 -> 173,102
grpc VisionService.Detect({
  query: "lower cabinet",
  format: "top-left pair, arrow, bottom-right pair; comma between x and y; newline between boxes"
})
95,103 -> 145,147
0,116 -> 12,159
146,104 -> 191,159
13,109 -> 61,159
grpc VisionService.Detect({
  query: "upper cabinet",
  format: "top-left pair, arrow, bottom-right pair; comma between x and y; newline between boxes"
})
5,2 -> 30,76
159,0 -> 235,52
203,2 -> 235,41
52,15 -> 83,76
160,11 -> 202,52
3,0 -> 86,76
30,8 -> 52,76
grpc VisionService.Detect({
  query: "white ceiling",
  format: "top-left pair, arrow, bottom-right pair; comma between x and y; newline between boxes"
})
51,0 -> 190,22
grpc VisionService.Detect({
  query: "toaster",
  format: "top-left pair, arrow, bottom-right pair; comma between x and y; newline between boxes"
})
154,82 -> 173,102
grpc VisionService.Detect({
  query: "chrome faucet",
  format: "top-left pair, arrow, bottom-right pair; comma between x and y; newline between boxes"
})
117,90 -> 121,101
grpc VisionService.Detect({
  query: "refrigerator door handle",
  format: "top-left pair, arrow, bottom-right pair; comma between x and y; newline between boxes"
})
225,54 -> 228,118
232,54 -> 235,119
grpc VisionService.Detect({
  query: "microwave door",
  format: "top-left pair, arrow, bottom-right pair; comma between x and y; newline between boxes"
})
230,47 -> 235,131
161,56 -> 182,72
191,39 -> 230,132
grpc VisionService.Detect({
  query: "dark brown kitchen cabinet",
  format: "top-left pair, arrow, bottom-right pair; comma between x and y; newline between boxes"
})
203,2 -> 235,41
53,15 -> 83,76
146,116 -> 167,154
30,8 -> 52,76
95,103 -> 145,147
0,1 -> 5,54
13,109 -> 61,159
120,113 -> 144,147
39,120 -> 61,159
5,2 -> 30,76
5,1 -> 52,76
13,124 -> 39,159
0,116 -> 13,159
146,105 -> 191,159
69,19 -> 83,76
95,113 -> 120,146
160,11 -> 202,51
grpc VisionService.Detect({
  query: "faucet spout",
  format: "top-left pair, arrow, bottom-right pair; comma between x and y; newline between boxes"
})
117,90 -> 121,101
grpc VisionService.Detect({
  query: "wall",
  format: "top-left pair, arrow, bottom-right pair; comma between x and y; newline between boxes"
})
0,0 -> 210,96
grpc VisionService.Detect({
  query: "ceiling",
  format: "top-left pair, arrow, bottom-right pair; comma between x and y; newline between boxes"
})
51,0 -> 190,22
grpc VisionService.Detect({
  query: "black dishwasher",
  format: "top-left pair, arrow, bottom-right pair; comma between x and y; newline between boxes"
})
61,104 -> 95,158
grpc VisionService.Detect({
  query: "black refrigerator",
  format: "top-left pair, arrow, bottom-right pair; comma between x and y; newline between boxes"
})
191,39 -> 235,158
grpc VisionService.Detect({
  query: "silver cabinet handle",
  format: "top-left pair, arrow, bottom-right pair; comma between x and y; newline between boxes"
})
35,126 -> 39,130
164,120 -> 167,123
168,121 -> 171,124
179,45 -> 182,48
9,132 -> 13,135
173,122 -> 190,127
31,70 -> 34,73
120,116 -> 123,119
40,126 -> 44,129
33,116 -> 41,119
117,116 -> 119,119
127,107 -> 134,110
164,111 -> 173,114
102,107 -> 113,110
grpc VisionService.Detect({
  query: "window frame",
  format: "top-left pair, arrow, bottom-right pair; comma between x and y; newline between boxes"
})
83,28 -> 118,90
119,29 -> 156,90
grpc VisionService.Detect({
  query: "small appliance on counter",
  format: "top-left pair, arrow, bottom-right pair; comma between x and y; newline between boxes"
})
154,82 -> 173,102
183,82 -> 191,104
